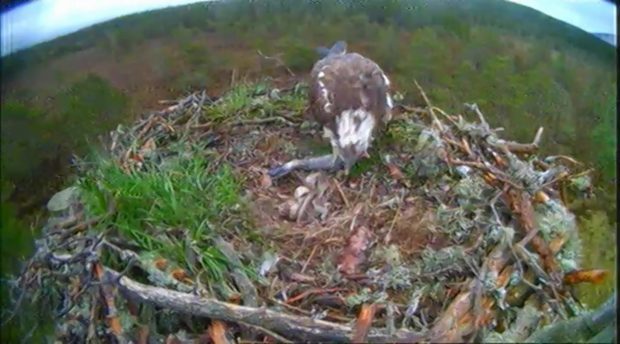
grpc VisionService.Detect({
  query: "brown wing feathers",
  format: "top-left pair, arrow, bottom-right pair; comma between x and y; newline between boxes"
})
308,52 -> 390,134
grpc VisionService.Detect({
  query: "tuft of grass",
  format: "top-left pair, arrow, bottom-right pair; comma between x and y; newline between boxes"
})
206,80 -> 307,122
220,83 -> 262,114
205,82 -> 266,121
78,147 -> 241,279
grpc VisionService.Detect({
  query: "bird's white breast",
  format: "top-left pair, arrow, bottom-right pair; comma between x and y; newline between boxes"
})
336,109 -> 376,151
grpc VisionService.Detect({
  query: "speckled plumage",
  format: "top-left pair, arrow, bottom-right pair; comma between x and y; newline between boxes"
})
268,41 -> 394,178
307,42 -> 393,167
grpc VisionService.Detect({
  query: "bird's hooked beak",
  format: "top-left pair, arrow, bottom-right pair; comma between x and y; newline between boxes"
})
342,156 -> 357,176
336,146 -> 368,176
343,161 -> 354,176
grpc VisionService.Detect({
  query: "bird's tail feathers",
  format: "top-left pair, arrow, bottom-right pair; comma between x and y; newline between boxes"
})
316,41 -> 347,59
315,46 -> 330,58
328,41 -> 347,56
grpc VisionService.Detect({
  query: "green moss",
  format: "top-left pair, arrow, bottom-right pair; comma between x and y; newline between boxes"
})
348,150 -> 383,178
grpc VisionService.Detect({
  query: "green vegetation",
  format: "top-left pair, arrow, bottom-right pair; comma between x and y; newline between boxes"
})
574,210 -> 617,308
78,148 -> 241,279
1,101 -> 51,184
0,202 -> 53,343
52,75 -> 129,142
1,0 -> 615,312
5,81 -> 601,343
0,202 -> 32,277
1,75 -> 128,200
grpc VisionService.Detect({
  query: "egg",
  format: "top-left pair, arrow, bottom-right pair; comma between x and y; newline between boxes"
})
294,186 -> 311,200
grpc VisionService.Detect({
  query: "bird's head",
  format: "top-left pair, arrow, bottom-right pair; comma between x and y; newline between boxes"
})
339,143 -> 370,175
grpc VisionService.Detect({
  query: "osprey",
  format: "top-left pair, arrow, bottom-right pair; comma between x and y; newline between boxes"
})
269,41 -> 393,178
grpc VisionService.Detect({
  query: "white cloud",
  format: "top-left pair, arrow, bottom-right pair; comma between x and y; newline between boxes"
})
1,0 -> 208,56
507,0 -> 616,35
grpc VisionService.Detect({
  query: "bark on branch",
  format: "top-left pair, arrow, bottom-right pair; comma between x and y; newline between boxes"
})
105,269 -> 424,343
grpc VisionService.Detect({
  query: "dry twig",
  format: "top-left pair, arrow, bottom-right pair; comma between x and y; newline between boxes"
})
414,80 -> 444,131
352,304 -> 377,343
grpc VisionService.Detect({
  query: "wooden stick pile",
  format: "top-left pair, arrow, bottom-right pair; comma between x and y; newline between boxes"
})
5,81 -> 607,343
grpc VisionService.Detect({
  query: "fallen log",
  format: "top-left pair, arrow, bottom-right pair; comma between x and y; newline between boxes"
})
105,269 -> 425,343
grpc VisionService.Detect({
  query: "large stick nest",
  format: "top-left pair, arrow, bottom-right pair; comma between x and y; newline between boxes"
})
4,79 -> 605,343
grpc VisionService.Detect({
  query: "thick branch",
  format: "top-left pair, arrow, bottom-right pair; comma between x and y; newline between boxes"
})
106,269 -> 424,343
463,103 -> 543,154
525,294 -> 616,343
507,190 -> 561,282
